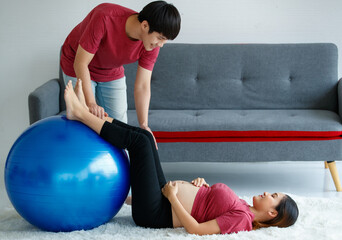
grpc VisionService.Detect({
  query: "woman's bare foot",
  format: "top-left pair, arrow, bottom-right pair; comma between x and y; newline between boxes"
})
74,79 -> 89,111
64,80 -> 86,121
125,196 -> 132,205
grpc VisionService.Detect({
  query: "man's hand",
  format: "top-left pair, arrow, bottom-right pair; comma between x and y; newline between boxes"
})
88,102 -> 108,119
141,125 -> 158,150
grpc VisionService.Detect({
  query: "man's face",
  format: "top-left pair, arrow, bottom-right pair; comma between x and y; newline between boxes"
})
142,31 -> 168,51
140,21 -> 168,51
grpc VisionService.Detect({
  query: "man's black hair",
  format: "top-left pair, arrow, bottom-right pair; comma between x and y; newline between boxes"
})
138,1 -> 181,40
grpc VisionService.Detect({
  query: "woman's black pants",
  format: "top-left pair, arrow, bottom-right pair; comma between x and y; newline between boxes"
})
100,119 -> 173,228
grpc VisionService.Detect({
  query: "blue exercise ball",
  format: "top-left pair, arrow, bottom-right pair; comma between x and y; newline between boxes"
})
5,115 -> 130,232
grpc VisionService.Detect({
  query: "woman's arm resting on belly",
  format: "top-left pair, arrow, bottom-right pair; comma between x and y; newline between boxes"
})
162,181 -> 221,235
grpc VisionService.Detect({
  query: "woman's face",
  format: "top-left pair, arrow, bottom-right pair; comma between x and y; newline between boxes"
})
253,192 -> 285,214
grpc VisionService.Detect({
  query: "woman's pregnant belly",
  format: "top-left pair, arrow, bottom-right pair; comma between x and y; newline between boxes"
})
172,181 -> 201,227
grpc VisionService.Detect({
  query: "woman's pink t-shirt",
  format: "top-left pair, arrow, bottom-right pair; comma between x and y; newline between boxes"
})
191,183 -> 254,234
60,3 -> 160,82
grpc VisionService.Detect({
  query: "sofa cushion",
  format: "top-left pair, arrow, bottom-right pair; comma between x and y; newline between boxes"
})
128,109 -> 342,142
125,44 -> 338,112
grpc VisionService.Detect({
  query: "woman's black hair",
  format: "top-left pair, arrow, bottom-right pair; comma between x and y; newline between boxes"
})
253,194 -> 299,230
138,1 -> 181,40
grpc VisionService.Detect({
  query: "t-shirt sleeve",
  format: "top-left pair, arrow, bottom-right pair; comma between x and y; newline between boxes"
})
216,211 -> 253,234
138,47 -> 160,71
79,11 -> 106,54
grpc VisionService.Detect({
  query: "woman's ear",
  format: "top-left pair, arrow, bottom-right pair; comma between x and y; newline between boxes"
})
268,209 -> 278,218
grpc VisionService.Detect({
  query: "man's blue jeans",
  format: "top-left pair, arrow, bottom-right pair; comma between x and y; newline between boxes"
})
62,71 -> 128,123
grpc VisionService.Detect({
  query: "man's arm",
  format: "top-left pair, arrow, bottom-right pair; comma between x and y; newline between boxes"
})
134,65 -> 152,128
134,65 -> 158,148
74,44 -> 106,119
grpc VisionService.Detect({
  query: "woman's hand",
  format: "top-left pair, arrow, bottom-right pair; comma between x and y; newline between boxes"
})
162,181 -> 178,200
191,177 -> 209,187
88,102 -> 108,119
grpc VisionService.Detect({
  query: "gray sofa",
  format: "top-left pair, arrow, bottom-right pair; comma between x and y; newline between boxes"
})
29,43 -> 341,191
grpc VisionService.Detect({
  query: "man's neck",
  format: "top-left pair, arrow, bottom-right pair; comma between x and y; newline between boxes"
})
125,14 -> 141,41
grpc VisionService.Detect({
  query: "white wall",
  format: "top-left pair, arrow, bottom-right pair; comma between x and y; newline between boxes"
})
1,0 -> 342,207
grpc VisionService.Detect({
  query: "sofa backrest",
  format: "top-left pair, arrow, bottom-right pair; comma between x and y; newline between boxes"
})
125,43 -> 338,111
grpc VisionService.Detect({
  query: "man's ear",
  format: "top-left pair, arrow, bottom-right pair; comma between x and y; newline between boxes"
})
141,20 -> 150,32
268,209 -> 278,218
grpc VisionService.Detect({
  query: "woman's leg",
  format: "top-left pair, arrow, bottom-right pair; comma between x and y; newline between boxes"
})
100,121 -> 172,228
64,81 -> 104,134
109,119 -> 166,188
64,81 -> 172,228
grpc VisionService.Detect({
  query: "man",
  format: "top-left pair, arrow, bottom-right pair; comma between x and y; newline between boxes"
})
60,1 -> 181,145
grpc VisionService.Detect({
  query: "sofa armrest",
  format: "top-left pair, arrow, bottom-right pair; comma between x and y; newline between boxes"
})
28,78 -> 62,124
338,78 -> 342,120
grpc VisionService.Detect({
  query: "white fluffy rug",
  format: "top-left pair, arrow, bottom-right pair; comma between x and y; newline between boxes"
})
0,195 -> 341,240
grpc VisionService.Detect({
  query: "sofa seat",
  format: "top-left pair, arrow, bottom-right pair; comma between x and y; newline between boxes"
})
128,109 -> 342,142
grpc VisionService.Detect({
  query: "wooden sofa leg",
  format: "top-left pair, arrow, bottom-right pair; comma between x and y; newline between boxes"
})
324,161 -> 328,169
327,161 -> 342,192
